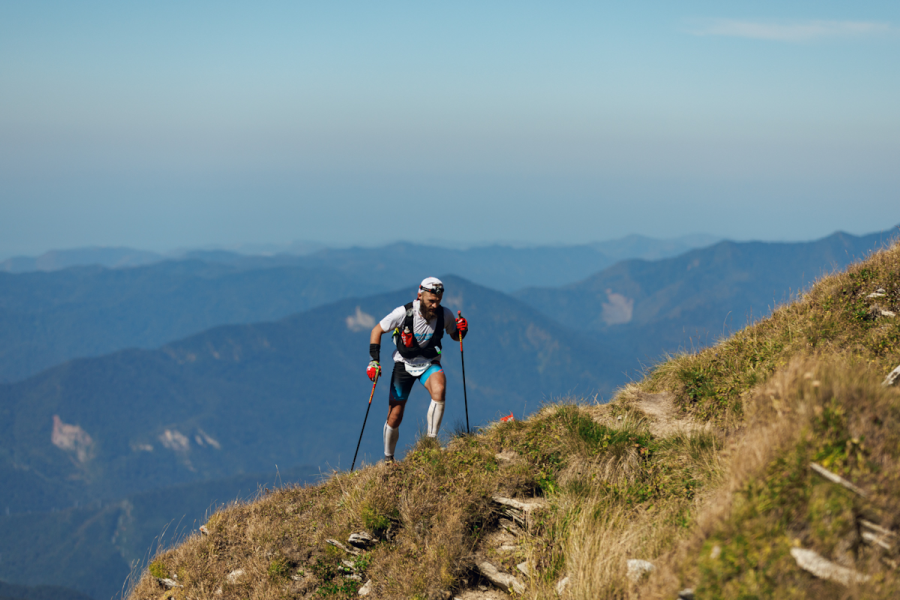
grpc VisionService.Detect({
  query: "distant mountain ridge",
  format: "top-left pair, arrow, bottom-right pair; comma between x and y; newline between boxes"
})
0,247 -> 163,273
0,236 -> 717,383
517,228 -> 900,363
0,235 -> 717,275
0,262 -> 392,383
0,276 -> 617,516
0,465 -> 319,600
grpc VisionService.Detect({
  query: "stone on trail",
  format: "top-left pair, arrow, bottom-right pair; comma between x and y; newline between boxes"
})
156,578 -> 182,589
327,538 -> 361,556
348,531 -> 377,548
790,547 -> 870,586
226,569 -> 245,584
883,364 -> 900,387
626,559 -> 655,582
476,560 -> 526,594
358,579 -> 373,596
491,496 -> 547,531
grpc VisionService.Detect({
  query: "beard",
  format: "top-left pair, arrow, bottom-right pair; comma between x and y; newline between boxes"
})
419,296 -> 439,320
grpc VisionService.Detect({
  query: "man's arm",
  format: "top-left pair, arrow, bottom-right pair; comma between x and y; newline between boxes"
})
370,324 -> 386,361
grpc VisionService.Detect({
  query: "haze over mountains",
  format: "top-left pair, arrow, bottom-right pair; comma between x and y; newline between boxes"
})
0,234 -> 717,276
0,235 -> 716,383
0,227 -> 897,600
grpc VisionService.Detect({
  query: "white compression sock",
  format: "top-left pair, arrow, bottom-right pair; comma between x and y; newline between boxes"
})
383,422 -> 399,458
427,400 -> 445,438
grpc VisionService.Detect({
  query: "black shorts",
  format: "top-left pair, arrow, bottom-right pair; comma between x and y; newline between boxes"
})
388,361 -> 443,403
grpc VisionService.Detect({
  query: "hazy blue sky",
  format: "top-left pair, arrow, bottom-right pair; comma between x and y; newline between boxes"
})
1,1 -> 898,257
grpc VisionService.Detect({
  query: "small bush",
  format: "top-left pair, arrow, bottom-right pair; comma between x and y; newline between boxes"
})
147,559 -> 167,579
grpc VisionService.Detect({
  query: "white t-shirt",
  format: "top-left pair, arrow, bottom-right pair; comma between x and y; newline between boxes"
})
379,300 -> 457,369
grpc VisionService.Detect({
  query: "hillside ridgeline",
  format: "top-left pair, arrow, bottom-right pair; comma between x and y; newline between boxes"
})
129,240 -> 900,599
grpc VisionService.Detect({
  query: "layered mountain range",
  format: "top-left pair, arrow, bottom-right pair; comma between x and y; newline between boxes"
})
0,227 -> 897,599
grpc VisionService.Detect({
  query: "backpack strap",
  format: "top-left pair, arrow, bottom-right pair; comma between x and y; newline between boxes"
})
393,301 -> 442,360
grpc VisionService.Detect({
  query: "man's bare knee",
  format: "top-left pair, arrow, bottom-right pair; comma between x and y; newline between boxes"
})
387,402 -> 405,428
426,372 -> 447,402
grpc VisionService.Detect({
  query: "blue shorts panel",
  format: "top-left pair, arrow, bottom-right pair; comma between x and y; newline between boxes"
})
388,361 -> 442,403
419,364 -> 443,385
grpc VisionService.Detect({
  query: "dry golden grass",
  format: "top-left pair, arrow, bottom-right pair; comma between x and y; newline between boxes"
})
128,241 -> 900,600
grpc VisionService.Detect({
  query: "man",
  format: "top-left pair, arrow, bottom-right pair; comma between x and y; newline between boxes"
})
367,277 -> 468,462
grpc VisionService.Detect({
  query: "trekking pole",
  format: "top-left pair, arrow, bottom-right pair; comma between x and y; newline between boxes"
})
351,371 -> 380,471
458,311 -> 469,434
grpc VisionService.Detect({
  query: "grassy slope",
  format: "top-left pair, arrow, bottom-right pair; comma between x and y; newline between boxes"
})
127,241 -> 900,600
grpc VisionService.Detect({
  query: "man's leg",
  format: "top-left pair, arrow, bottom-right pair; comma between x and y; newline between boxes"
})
384,364 -> 413,460
422,366 -> 446,438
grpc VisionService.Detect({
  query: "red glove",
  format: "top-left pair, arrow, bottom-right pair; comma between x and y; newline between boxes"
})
456,314 -> 468,337
367,360 -> 381,381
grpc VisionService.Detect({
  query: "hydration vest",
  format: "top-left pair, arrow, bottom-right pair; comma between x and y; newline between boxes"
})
392,301 -> 444,360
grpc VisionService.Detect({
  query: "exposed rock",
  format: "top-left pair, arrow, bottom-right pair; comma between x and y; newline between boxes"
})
516,561 -> 530,577
883,365 -> 900,387
809,462 -> 868,497
492,496 -> 547,531
348,531 -> 377,548
790,548 -> 870,586
710,545 -> 722,559
626,559 -> 654,582
226,569 -> 245,584
476,560 -> 526,594
498,544 -> 519,552
859,520 -> 895,552
159,429 -> 190,452
881,310 -> 897,318
495,450 -> 519,462
358,579 -> 373,596
678,589 -> 695,600
867,289 -> 887,299
51,415 -> 95,463
327,538 -> 361,556
498,518 -> 523,537
346,306 -> 376,332
860,519 -> 897,540
156,578 -> 182,589
453,589 -> 509,599
556,576 -> 570,595
862,531 -> 892,551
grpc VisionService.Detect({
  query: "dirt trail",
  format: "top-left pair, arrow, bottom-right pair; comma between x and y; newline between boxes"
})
455,392 -> 703,598
632,391 -> 705,437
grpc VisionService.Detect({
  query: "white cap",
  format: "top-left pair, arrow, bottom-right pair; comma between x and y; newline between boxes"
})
419,277 -> 444,293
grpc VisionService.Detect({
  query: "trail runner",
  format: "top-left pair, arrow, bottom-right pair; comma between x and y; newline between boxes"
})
367,277 -> 468,463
